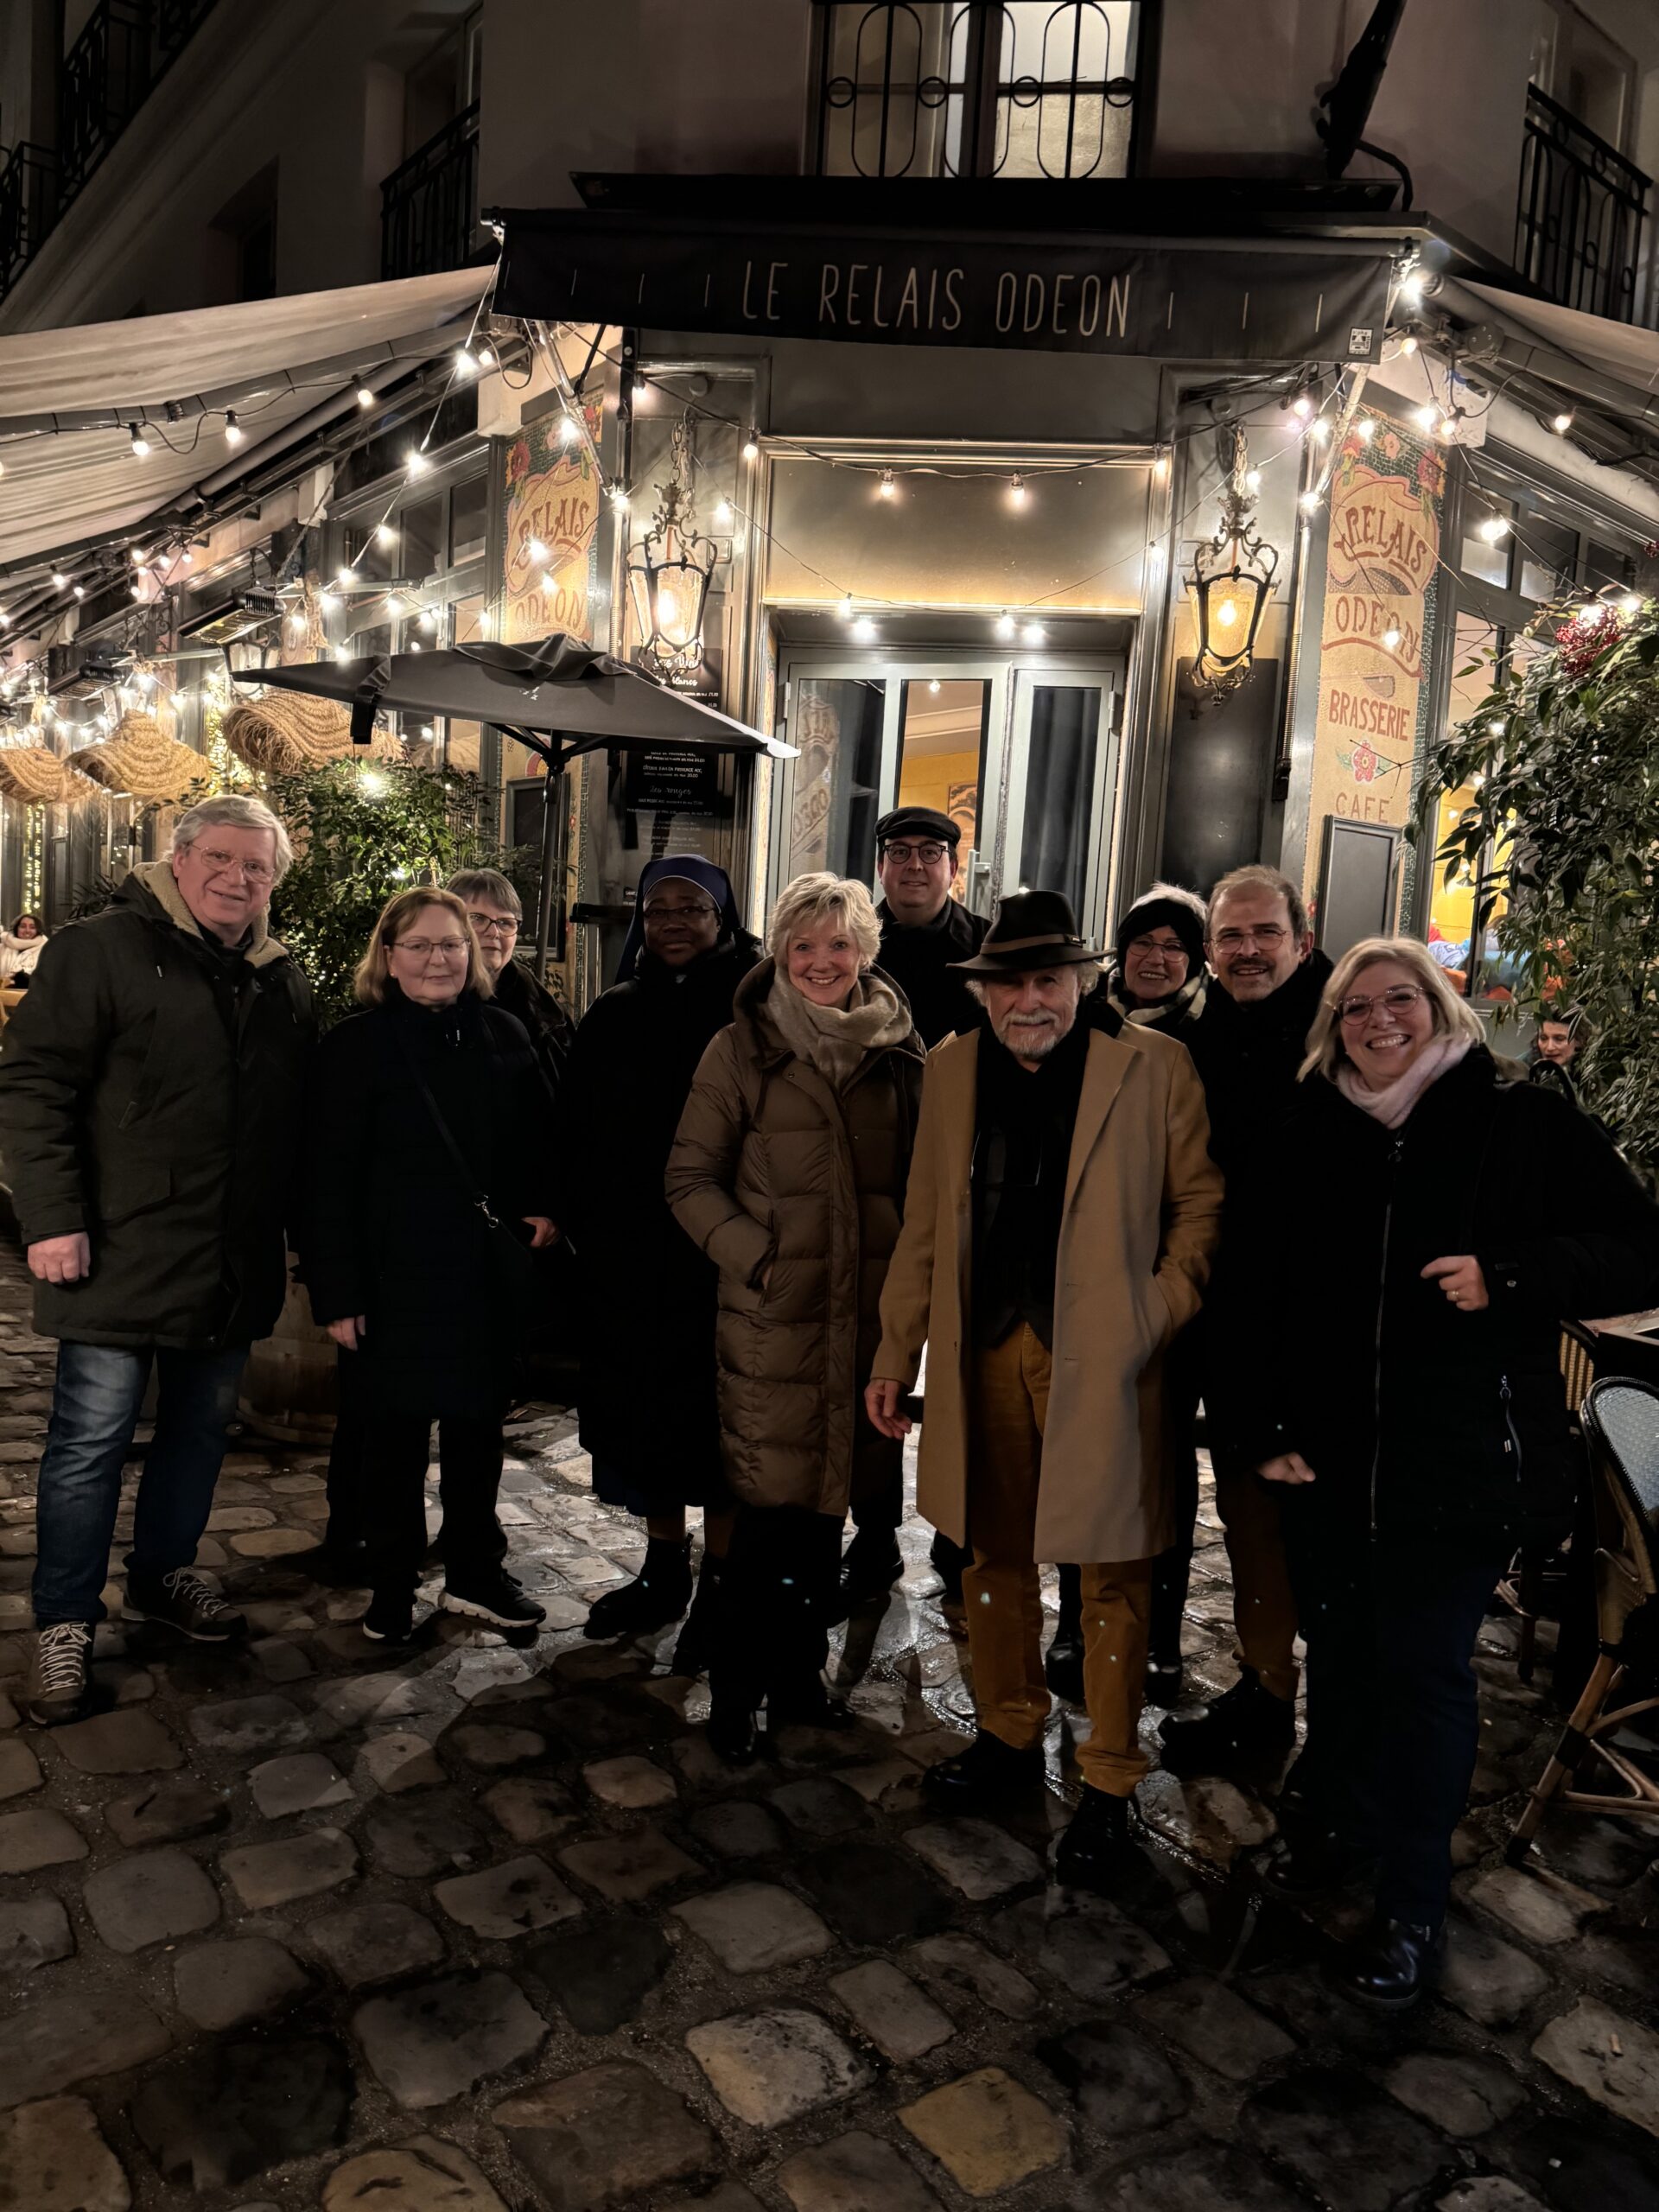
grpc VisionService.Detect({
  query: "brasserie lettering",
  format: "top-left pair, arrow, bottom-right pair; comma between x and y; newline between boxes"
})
741,257 -> 1129,340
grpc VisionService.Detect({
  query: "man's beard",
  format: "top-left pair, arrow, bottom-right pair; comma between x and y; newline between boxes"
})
996,1012 -> 1069,1058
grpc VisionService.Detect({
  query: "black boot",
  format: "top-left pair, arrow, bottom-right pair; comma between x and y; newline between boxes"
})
922,1730 -> 1044,1810
1145,1545 -> 1189,1705
930,1529 -> 969,1604
1054,1784 -> 1135,1891
1254,1827 -> 1376,1900
1329,1915 -> 1442,2008
1158,1668 -> 1296,1777
1044,1564 -> 1084,1703
582,1535 -> 693,1641
670,1553 -> 726,1677
706,1694 -> 762,1764
836,1527 -> 904,1614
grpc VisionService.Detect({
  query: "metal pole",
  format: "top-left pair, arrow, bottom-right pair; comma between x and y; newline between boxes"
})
533,758 -> 563,981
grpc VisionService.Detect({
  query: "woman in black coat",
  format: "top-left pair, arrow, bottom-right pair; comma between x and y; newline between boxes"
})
551,855 -> 760,1666
305,889 -> 557,1643
1224,935 -> 1659,2007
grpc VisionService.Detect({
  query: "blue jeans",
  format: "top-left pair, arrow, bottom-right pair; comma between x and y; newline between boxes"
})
32,1342 -> 250,1626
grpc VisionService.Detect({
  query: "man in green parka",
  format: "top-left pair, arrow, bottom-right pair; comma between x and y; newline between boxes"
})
0,794 -> 315,1725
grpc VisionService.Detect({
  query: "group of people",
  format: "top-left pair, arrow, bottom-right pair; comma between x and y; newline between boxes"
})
3,789 -> 1654,2014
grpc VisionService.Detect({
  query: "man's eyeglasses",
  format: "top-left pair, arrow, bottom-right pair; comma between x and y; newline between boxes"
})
194,848 -> 275,885
1211,925 -> 1288,951
881,841 -> 949,867
644,902 -> 718,924
392,938 -> 467,960
467,913 -> 518,938
1337,983 -> 1427,1025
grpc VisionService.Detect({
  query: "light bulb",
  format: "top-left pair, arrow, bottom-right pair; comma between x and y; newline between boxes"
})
479,609 -> 493,633
385,594 -> 405,616
609,486 -> 630,512
455,346 -> 477,377
878,469 -> 896,499
538,570 -> 552,591
360,771 -> 386,796
839,595 -> 855,623
1008,474 -> 1027,507
180,550 -> 193,567
0,612 -> 8,630
375,524 -> 397,547
420,609 -> 437,632
334,646 -> 352,664
995,613 -> 1016,640
1356,418 -> 1376,443
1299,491 -> 1323,513
73,584 -> 85,599
1397,334 -> 1418,355
1292,393 -> 1313,420
287,612 -> 307,633
224,410 -> 243,448
50,572 -> 67,589
852,618 -> 878,643
129,423 -> 150,458
407,448 -> 430,477
336,566 -> 356,588
1307,417 -> 1331,445
1382,624 -> 1402,649
356,386 -> 375,408
421,722 -> 436,738
1022,622 -> 1046,645
1478,516 -> 1510,543
928,679 -> 940,694
1620,593 -> 1642,614
654,582 -> 681,632
632,370 -> 648,396
1397,268 -> 1426,304
1487,719 -> 1504,735
319,591 -> 340,613
1438,414 -> 1459,442
742,436 -> 760,463
408,639 -> 422,652
1244,468 -> 1262,492
1552,410 -> 1574,434
1414,404 -> 1438,432
136,671 -> 155,690
130,582 -> 144,601
558,413 -> 578,447
476,346 -> 494,370
714,499 -> 734,527
169,690 -> 185,709
130,546 -> 146,567
1216,598 -> 1239,628
527,537 -> 549,563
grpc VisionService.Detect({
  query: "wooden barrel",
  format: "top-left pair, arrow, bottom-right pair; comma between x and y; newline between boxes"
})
238,1262 -> 337,1444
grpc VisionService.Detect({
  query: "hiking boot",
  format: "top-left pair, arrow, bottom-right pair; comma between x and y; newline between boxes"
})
1054,1784 -> 1135,1892
835,1529 -> 904,1616
671,1554 -> 726,1677
1158,1669 -> 1295,1776
125,1567 -> 247,1644
930,1529 -> 969,1603
25,1621 -> 93,1726
363,1591 -> 416,1643
922,1730 -> 1044,1810
582,1536 -> 692,1640
442,1567 -> 546,1630
1329,1915 -> 1442,2009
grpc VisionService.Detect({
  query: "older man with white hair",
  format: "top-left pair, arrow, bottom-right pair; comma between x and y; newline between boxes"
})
868,888 -> 1222,1889
0,795 -> 315,1725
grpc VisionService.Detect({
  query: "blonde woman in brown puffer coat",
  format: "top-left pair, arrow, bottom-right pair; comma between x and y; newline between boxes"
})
667,872 -> 925,1759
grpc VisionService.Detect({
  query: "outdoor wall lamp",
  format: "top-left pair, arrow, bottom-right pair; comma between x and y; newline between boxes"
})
1187,424 -> 1279,705
625,413 -> 718,680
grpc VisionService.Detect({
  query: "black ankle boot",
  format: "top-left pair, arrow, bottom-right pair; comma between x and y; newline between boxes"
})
582,1535 -> 693,1641
670,1554 -> 725,1676
1254,1827 -> 1376,1900
1158,1669 -> 1296,1776
922,1731 -> 1044,1809
930,1529 -> 969,1603
1330,1915 -> 1442,2008
1054,1785 -> 1135,1891
1044,1563 -> 1084,1703
836,1528 -> 904,1615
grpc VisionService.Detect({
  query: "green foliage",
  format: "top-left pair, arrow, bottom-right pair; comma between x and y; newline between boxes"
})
267,758 -> 532,1027
1419,594 -> 1659,1173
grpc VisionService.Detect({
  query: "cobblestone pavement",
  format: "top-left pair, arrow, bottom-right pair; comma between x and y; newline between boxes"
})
1,1236 -> 1657,2212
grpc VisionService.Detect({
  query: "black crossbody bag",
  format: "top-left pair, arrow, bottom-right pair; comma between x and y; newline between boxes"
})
400,1039 -> 538,1299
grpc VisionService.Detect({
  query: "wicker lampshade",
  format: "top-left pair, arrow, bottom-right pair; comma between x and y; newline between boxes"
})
0,744 -> 98,804
71,710 -> 211,802
222,693 -> 401,774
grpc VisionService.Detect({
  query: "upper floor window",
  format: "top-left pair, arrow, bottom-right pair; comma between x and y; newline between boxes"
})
811,3 -> 1148,181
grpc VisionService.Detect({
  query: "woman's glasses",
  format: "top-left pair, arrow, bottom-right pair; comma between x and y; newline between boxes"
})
392,938 -> 467,961
1337,983 -> 1427,1025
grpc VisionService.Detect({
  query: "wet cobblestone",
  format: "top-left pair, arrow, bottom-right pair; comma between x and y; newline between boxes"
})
0,1236 -> 1656,2207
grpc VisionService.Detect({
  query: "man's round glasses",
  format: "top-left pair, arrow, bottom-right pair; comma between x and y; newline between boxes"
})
195,848 -> 275,885
467,913 -> 518,938
1337,983 -> 1427,1025
882,842 -> 949,867
644,902 -> 718,923
393,938 -> 467,960
1211,925 -> 1287,950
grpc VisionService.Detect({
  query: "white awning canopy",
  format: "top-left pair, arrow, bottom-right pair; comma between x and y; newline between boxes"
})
0,268 -> 491,573
1460,283 -> 1659,401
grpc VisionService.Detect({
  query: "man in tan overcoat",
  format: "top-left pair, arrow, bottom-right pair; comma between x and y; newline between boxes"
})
867,888 -> 1223,1889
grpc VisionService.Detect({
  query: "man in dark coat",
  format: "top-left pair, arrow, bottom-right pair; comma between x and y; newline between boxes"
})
0,797 -> 314,1725
1159,862 -> 1333,1778
840,805 -> 990,1609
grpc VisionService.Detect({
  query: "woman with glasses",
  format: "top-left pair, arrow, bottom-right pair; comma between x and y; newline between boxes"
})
667,873 -> 925,1759
447,869 -> 574,1098
552,856 -> 760,1668
303,888 -> 556,1643
1224,934 -> 1659,2007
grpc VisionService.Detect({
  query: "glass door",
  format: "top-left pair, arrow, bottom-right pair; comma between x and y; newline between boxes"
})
1001,669 -> 1119,928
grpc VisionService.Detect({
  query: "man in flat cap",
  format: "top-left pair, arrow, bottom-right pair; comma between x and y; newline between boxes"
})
874,806 -> 989,1052
836,805 -> 991,1611
867,889 -> 1222,1889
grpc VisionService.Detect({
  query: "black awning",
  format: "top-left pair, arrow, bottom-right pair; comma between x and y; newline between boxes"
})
493,196 -> 1401,366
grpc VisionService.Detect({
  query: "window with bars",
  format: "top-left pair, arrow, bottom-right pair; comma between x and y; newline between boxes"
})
811,2 -> 1148,181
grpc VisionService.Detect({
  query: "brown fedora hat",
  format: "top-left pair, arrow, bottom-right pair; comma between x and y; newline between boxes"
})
949,887 -> 1103,976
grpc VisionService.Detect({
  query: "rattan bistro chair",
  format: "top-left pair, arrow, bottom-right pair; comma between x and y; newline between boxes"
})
1508,1377 -> 1659,1863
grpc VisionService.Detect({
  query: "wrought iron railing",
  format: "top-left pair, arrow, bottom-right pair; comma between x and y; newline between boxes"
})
381,101 -> 482,281
1516,81 -> 1655,327
0,0 -> 222,302
812,1 -> 1145,181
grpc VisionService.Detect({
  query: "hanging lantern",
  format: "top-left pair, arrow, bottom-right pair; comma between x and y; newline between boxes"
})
1188,424 -> 1279,706
625,413 -> 718,680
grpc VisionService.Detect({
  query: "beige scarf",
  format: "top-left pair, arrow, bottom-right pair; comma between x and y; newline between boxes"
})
1335,1035 -> 1471,1129
766,967 -> 912,1090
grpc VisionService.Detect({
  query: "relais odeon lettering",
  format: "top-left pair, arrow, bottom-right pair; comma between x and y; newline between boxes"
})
741,254 -> 1135,344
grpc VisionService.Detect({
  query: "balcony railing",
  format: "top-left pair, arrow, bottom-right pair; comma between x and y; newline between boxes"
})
0,0 -> 223,303
381,102 -> 482,281
1516,81 -> 1655,327
812,1 -> 1146,181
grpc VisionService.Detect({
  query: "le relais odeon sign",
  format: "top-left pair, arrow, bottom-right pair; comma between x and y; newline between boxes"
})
494,211 -> 1389,364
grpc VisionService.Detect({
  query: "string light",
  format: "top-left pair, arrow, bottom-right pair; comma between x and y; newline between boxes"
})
609,485 -> 630,512
1414,404 -> 1438,433
1552,410 -> 1574,435
714,498 -> 734,527
877,468 -> 896,499
454,347 -> 478,377
1382,623 -> 1402,648
742,436 -> 760,463
1022,622 -> 1046,645
928,678 -> 940,694
128,423 -> 150,458
375,523 -> 397,546
130,582 -> 144,600
223,411 -> 244,448
1478,516 -> 1510,543
1244,467 -> 1262,492
168,690 -> 186,709
335,566 -> 356,588
130,547 -> 146,567
1008,474 -> 1028,508
1397,334 -> 1419,355
50,571 -> 67,588
1397,267 -> 1427,305
1298,490 -> 1323,513
406,449 -> 430,477
420,609 -> 438,632
995,612 -> 1016,639
72,583 -> 85,599
1620,593 -> 1643,614
1356,418 -> 1376,443
838,594 -> 855,623
1307,417 -> 1331,445
1291,393 -> 1313,421
558,413 -> 579,447
476,346 -> 494,370
287,612 -> 307,633
527,537 -> 549,563
318,590 -> 340,613
851,617 -> 878,642
356,386 -> 375,408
